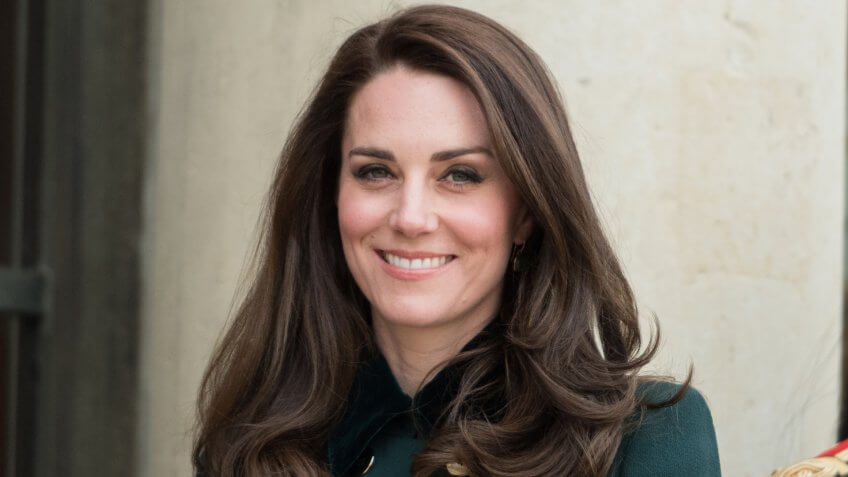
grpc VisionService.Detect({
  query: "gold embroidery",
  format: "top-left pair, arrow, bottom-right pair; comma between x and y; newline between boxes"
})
770,457 -> 848,477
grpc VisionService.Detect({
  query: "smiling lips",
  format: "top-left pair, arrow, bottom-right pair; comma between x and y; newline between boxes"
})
377,249 -> 455,271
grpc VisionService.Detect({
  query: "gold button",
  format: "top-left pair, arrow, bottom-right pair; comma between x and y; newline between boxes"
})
360,454 -> 375,474
445,462 -> 469,476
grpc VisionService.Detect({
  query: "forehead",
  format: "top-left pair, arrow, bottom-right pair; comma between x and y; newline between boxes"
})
343,66 -> 491,149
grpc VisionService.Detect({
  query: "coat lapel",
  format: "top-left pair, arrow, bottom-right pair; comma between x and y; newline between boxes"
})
327,320 -> 502,475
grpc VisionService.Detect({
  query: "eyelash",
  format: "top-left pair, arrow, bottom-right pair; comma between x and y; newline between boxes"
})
354,164 -> 392,181
353,164 -> 483,187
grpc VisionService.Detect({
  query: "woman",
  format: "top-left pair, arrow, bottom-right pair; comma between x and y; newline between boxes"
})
194,5 -> 720,476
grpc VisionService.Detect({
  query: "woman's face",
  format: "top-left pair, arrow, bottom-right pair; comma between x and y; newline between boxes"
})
337,66 -> 532,334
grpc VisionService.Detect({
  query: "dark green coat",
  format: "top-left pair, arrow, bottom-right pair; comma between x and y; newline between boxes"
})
327,332 -> 720,476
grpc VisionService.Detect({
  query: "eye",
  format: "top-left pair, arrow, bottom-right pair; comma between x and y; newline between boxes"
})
354,164 -> 393,182
443,167 -> 482,185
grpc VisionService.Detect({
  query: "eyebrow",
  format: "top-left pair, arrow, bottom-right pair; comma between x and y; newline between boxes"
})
347,146 -> 492,162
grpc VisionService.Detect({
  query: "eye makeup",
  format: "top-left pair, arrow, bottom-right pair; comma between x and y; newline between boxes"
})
354,164 -> 393,182
442,165 -> 483,184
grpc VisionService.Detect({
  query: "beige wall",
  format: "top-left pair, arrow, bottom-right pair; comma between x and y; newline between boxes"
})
139,2 -> 846,476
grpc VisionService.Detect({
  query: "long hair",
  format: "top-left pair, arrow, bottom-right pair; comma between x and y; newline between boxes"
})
194,5 -> 682,476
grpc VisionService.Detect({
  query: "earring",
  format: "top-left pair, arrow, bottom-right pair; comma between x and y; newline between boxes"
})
512,242 -> 526,273
446,462 -> 470,476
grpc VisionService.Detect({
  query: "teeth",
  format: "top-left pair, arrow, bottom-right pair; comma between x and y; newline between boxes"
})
383,252 -> 452,270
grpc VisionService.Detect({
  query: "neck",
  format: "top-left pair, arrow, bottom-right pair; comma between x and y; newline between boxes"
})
372,314 -> 494,396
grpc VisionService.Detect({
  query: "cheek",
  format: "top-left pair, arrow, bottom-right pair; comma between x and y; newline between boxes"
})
446,195 -> 517,252
337,183 -> 385,248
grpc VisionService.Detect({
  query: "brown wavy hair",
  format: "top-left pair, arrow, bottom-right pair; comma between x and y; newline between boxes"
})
194,4 -> 686,476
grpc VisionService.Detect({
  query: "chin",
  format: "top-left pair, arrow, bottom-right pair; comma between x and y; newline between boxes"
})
372,300 -> 457,329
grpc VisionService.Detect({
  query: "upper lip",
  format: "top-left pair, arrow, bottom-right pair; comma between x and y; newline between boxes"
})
378,249 -> 455,259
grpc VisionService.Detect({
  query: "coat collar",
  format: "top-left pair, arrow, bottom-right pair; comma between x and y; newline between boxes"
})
326,321 -> 500,475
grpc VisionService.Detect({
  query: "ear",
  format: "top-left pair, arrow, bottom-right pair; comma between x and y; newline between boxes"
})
513,204 -> 535,244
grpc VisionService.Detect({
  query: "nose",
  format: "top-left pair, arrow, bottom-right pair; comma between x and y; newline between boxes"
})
388,178 -> 438,237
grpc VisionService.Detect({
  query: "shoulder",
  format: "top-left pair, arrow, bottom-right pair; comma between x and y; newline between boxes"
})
608,381 -> 721,477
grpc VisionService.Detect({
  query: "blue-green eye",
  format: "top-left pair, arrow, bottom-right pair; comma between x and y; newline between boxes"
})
444,167 -> 482,184
355,165 -> 392,181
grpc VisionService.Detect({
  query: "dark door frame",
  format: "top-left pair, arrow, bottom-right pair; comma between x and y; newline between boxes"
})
3,0 -> 147,475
